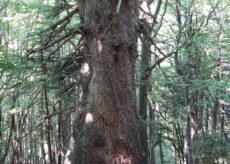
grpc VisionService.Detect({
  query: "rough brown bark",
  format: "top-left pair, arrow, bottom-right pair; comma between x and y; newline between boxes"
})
72,1 -> 142,164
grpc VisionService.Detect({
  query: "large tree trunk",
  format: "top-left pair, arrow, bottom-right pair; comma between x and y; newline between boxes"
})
72,1 -> 142,163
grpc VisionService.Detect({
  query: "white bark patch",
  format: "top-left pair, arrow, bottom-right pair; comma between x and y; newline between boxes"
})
80,63 -> 90,76
116,0 -> 122,13
64,150 -> 71,164
97,40 -> 103,53
85,113 -> 93,123
113,154 -> 132,164
141,1 -> 148,13
64,137 -> 76,164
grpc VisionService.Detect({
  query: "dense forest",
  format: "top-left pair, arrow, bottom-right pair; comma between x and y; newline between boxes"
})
0,0 -> 230,163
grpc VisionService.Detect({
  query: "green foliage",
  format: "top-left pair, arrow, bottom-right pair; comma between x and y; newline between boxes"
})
0,47 -> 16,72
194,134 -> 230,163
9,0 -> 53,13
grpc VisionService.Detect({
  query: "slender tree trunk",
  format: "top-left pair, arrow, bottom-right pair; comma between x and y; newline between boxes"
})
149,103 -> 155,164
205,106 -> 209,133
212,21 -> 223,132
9,93 -> 18,164
221,105 -> 225,135
39,87 -> 47,164
159,132 -> 164,164
139,52 -> 149,164
212,54 -> 221,132
72,1 -> 142,163
0,97 -> 2,146
40,136 -> 47,164
55,0 -> 63,163
41,51 -> 54,164
139,13 -> 151,164
58,97 -> 63,164
184,84 -> 193,164
191,93 -> 199,138
212,99 -> 219,132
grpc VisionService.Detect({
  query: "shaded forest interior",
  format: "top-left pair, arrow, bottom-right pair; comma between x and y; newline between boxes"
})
0,0 -> 230,163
